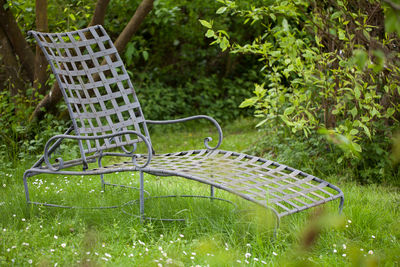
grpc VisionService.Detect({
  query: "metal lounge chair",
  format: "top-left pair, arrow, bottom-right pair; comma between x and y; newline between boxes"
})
25,25 -> 344,228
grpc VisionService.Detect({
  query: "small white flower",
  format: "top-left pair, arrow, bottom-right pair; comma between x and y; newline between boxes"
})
261,260 -> 267,264
360,248 -> 364,251
128,253 -> 133,257
254,258 -> 259,261
343,244 -> 347,249
183,251 -> 187,255
166,258 -> 172,264
21,218 -> 26,222
86,252 -> 90,255
372,235 -> 375,239
162,252 -> 167,257
348,220 -> 352,223
368,250 -> 373,255
272,252 -> 278,256
191,252 -> 196,255
54,263 -> 58,267
28,259 -> 33,264
158,246 -> 163,251
60,243 -> 66,248
2,184 -> 5,187
246,243 -> 251,247
190,256 -> 194,260
105,253 -> 111,258
2,228 -> 5,232
169,240 -> 174,244
101,257 -> 108,261
333,249 -> 337,253
245,260 -> 249,264
54,235 -> 58,239
333,244 -> 336,247
237,260 -> 242,263
245,252 -> 251,258
50,249 -> 55,252
179,234 -> 184,238
346,225 -> 349,228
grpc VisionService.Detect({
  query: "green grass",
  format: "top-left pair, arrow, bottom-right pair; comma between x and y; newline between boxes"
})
0,118 -> 399,266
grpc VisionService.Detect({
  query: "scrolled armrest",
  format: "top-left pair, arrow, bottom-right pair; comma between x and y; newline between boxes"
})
43,131 -> 152,171
146,115 -> 223,150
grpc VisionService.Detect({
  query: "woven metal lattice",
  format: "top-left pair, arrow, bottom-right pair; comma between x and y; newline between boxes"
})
80,149 -> 342,217
30,26 -> 150,154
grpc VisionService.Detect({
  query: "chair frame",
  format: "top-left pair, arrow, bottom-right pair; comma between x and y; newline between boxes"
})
25,25 -> 344,229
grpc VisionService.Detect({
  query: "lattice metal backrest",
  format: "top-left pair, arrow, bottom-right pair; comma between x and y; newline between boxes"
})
29,25 -> 151,155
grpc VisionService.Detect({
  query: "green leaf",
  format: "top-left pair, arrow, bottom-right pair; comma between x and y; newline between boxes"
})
239,97 -> 257,108
69,14 -> 76,21
284,106 -> 295,116
354,86 -> 361,100
142,51 -> 149,61
199,19 -> 212,28
205,29 -> 215,38
216,6 -> 227,14
350,129 -> 359,135
352,142 -> 362,152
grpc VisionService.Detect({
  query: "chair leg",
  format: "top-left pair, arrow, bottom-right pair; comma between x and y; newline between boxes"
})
339,195 -> 344,214
210,185 -> 214,197
23,172 -> 30,204
139,171 -> 144,223
100,174 -> 106,192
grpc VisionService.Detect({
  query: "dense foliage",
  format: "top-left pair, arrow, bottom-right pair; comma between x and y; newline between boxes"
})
204,0 -> 400,184
0,0 -> 259,164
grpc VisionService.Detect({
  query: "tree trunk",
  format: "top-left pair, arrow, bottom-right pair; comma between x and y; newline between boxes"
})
33,0 -> 49,97
30,0 -> 154,122
0,0 -> 35,83
0,26 -> 25,97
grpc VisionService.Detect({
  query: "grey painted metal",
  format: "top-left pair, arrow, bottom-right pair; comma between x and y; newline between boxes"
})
25,25 -> 344,228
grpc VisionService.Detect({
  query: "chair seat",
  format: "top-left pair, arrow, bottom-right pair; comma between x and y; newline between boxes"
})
27,149 -> 343,218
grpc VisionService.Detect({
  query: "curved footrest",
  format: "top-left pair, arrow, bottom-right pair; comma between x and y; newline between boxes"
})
121,195 -> 237,221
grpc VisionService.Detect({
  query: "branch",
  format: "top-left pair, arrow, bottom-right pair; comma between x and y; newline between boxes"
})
33,0 -> 49,97
114,0 -> 154,52
0,0 -> 35,82
383,0 -> 400,11
88,0 -> 111,26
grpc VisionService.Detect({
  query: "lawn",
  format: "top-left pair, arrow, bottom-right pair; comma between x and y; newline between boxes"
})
0,118 -> 399,266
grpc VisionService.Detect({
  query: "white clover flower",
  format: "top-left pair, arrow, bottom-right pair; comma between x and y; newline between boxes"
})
254,258 -> 259,261
343,244 -> 347,249
166,258 -> 172,264
21,218 -> 26,222
342,254 -> 346,257
54,235 -> 58,239
246,243 -> 251,247
333,249 -> 337,253
245,252 -> 251,258
348,220 -> 352,223
179,234 -> 184,238
191,252 -> 196,256
261,260 -> 267,264
245,260 -> 249,264
360,248 -> 364,251
50,249 -> 55,252
60,243 -> 66,248
28,259 -> 33,264
158,246 -> 163,251
2,184 -> 5,187
272,252 -> 278,256
368,250 -> 373,255
183,251 -> 187,255
101,257 -> 108,261
372,235 -> 375,239
105,253 -> 111,258
128,254 -> 133,257
190,256 -> 194,260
